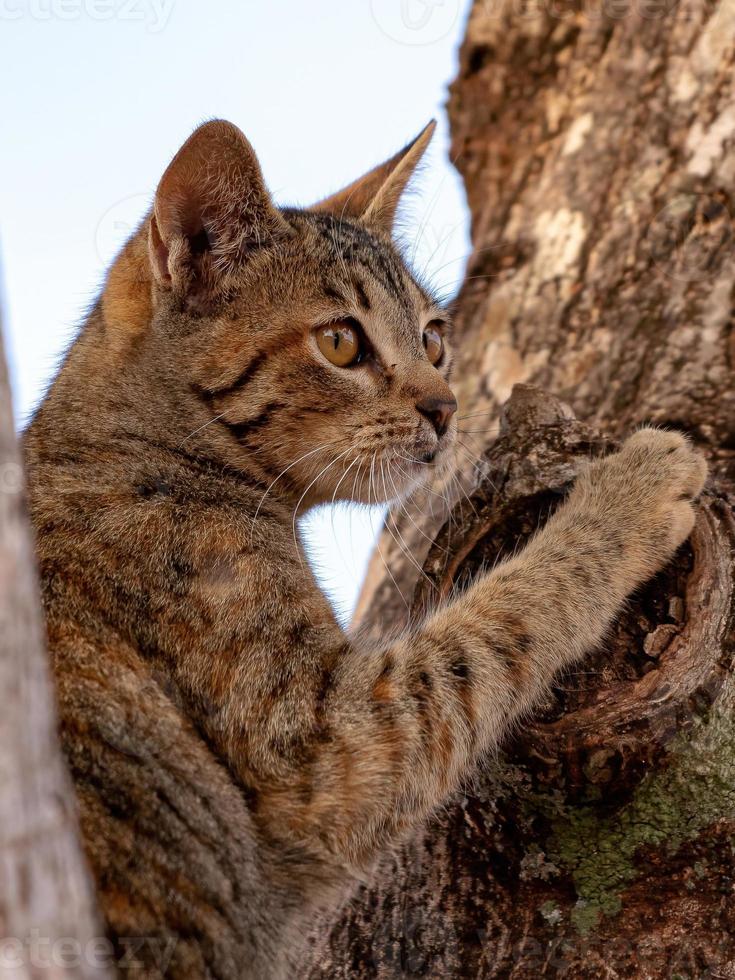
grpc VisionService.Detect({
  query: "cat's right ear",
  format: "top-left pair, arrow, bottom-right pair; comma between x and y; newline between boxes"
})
148,120 -> 290,309
311,121 -> 436,237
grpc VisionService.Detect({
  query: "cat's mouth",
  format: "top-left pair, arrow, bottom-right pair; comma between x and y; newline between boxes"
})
400,431 -> 455,478
411,425 -> 456,467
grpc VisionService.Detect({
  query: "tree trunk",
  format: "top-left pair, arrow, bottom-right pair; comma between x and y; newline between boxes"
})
0,320 -> 110,977
311,0 -> 735,975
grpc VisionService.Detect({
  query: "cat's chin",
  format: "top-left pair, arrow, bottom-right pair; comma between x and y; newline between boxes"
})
300,439 -> 455,509
339,466 -> 428,507
387,443 -> 454,501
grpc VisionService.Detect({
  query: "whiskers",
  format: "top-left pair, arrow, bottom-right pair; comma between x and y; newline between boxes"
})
246,429 -> 491,617
250,441 -> 333,540
366,452 -> 411,612
378,458 -> 435,589
180,412 -> 227,446
358,448 -> 456,608
291,446 -> 355,564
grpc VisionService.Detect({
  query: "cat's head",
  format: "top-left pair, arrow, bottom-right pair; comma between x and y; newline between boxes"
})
104,120 -> 457,510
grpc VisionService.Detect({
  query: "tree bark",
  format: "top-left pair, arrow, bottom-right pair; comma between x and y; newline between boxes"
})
0,320 -> 110,977
311,0 -> 735,975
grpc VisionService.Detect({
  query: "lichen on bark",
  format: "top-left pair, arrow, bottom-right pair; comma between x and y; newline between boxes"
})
549,693 -> 735,935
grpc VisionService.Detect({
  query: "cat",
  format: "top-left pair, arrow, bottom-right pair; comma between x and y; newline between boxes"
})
23,119 -> 707,979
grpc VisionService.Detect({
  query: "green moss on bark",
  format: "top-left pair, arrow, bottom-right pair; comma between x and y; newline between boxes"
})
547,701 -> 735,934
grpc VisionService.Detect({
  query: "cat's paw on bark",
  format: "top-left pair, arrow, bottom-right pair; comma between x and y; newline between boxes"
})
621,427 -> 709,544
571,426 -> 708,587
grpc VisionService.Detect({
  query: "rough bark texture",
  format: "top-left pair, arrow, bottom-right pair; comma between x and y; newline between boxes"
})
312,0 -> 735,975
0,323 -> 110,978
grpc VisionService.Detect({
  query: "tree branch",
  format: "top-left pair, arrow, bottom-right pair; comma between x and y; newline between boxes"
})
0,321 -> 110,978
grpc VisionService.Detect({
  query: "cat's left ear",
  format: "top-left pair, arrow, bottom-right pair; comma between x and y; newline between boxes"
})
149,120 -> 290,308
311,120 -> 436,236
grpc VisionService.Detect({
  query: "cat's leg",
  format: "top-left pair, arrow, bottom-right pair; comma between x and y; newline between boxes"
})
254,429 -> 707,868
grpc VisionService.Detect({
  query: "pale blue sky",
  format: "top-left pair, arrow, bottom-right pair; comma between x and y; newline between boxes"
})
1,0 -> 471,620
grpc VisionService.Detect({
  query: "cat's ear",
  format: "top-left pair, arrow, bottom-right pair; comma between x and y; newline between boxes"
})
149,120 -> 290,307
311,120 -> 436,236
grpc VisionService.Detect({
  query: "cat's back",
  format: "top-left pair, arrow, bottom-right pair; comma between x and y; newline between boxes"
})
23,396 -> 305,979
50,622 -> 298,978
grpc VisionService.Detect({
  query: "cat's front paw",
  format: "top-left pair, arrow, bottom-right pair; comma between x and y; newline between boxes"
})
619,427 -> 708,553
574,427 -> 708,582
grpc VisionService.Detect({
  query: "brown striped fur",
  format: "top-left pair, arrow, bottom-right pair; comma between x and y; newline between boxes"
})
24,120 -> 707,978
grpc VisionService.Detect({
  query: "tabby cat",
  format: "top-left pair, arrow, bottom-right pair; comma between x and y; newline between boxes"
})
24,120 -> 707,978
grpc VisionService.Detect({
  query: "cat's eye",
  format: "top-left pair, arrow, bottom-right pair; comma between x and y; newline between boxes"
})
315,320 -> 363,368
423,323 -> 445,366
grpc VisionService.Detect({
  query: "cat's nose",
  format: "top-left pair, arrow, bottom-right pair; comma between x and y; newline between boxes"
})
415,394 -> 458,438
